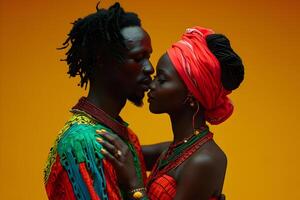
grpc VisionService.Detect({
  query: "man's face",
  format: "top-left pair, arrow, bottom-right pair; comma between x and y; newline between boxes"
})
117,26 -> 154,106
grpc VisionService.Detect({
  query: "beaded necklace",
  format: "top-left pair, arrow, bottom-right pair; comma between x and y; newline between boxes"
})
147,127 -> 213,186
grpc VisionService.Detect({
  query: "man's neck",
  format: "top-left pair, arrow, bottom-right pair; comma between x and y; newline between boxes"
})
87,85 -> 127,119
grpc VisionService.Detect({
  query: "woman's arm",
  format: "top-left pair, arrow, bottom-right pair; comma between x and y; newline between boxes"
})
142,142 -> 171,170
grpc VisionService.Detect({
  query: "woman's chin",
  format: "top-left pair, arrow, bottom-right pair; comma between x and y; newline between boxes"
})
148,104 -> 162,114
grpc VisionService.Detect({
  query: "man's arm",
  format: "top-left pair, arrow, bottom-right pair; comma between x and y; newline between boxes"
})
57,125 -> 108,200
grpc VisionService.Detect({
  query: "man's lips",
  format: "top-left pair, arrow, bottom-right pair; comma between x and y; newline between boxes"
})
140,84 -> 149,91
139,77 -> 152,91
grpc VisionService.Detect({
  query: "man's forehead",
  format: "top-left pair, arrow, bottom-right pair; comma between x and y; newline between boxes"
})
121,26 -> 148,47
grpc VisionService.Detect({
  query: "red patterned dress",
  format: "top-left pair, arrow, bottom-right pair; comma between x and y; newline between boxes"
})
147,130 -> 225,200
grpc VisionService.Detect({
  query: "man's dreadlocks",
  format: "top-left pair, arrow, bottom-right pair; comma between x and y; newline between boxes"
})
59,2 -> 141,89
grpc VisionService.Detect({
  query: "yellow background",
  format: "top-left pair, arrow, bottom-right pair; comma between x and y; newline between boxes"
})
1,0 -> 299,199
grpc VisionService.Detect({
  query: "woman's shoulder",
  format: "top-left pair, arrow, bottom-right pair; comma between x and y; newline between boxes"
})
178,139 -> 227,179
173,140 -> 227,198
190,140 -> 226,168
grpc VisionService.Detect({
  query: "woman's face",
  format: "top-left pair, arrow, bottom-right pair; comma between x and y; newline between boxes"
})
147,53 -> 188,114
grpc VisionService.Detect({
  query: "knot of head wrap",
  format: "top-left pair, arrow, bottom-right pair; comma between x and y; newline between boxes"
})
167,26 -> 233,125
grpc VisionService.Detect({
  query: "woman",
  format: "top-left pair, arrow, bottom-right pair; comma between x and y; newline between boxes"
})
97,26 -> 244,200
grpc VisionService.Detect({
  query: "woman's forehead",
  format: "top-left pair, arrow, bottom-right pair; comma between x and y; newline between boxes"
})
157,54 -> 174,73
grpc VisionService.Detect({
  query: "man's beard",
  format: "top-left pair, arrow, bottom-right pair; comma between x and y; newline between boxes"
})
128,94 -> 144,107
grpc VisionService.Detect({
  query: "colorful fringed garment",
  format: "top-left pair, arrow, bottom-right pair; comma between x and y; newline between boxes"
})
44,97 -> 147,200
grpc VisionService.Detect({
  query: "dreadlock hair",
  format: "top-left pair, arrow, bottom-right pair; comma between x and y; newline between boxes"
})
206,34 -> 244,91
58,2 -> 141,89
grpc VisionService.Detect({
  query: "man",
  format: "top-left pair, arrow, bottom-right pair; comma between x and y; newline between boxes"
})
44,3 -> 154,199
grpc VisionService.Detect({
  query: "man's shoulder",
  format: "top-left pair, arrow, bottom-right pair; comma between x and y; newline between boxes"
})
56,114 -> 111,162
60,113 -> 109,137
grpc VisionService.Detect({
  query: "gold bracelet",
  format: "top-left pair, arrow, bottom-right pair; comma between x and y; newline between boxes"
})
128,187 -> 146,199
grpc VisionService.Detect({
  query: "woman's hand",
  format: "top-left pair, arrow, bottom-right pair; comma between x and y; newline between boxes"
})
95,129 -> 143,190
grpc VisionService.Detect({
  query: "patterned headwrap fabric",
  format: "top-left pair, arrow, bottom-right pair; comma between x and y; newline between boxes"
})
167,26 -> 233,125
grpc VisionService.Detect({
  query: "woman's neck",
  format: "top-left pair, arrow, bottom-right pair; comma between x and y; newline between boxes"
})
169,108 -> 205,144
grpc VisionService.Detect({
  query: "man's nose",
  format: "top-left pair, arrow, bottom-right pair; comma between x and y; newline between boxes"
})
143,60 -> 154,75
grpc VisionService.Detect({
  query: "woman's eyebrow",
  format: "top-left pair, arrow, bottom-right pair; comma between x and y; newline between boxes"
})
157,68 -> 170,77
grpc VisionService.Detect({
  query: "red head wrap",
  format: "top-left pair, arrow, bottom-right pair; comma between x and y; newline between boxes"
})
167,26 -> 233,125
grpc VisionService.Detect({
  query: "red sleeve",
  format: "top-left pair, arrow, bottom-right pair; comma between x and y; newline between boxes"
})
79,163 -> 101,200
127,128 -> 147,184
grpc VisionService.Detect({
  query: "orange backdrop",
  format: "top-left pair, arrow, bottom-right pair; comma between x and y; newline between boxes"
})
1,0 -> 300,199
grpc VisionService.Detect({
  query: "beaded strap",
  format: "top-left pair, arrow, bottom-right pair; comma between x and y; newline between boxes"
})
147,131 -> 213,186
159,128 -> 209,168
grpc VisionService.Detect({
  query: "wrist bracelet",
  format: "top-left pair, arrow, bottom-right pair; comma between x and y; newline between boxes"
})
128,187 -> 146,200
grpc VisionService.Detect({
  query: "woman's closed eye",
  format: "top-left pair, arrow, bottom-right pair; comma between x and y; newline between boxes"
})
153,75 -> 166,84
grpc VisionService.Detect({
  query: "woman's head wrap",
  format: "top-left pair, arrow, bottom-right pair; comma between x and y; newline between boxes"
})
167,26 -> 235,125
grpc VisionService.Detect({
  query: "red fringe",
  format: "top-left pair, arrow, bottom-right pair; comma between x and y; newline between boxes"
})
45,156 -> 76,200
79,163 -> 101,200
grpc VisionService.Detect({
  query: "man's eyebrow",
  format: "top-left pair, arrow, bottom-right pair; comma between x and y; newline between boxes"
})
130,48 -> 152,56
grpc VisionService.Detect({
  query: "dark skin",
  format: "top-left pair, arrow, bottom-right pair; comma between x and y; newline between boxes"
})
87,25 -> 158,189
141,142 -> 171,170
87,26 -> 154,117
98,53 -> 227,199
88,25 -> 166,172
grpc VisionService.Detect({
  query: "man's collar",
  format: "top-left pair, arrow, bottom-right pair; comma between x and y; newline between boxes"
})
71,97 -> 129,140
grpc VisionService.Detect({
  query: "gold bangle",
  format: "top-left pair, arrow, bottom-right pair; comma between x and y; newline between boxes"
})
129,187 -> 146,199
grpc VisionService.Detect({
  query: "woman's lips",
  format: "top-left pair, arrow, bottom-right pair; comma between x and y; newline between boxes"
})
147,97 -> 153,103
147,92 -> 154,102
